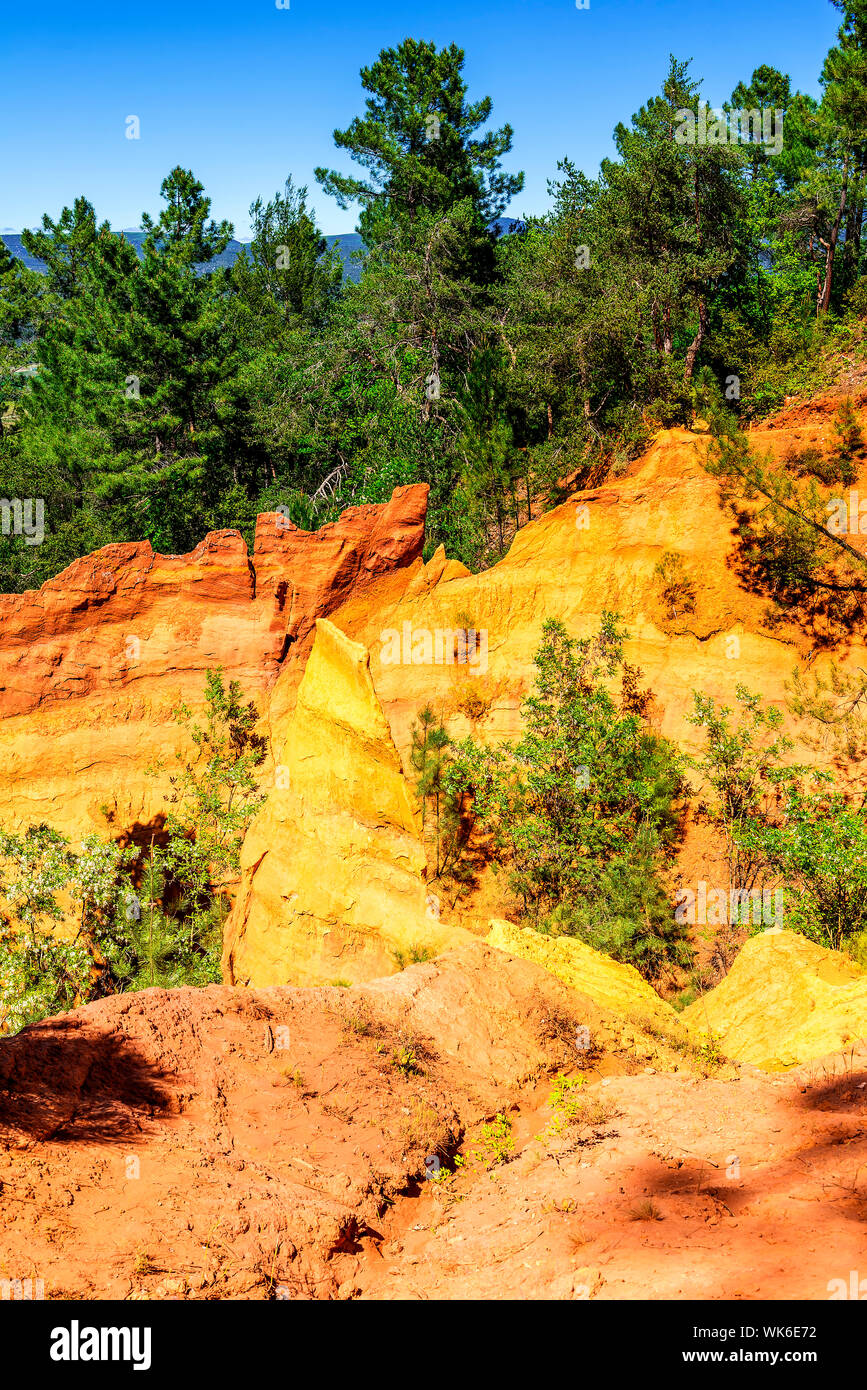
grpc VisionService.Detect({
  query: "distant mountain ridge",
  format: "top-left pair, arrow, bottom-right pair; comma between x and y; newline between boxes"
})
1,230 -> 367,282
1,219 -> 523,284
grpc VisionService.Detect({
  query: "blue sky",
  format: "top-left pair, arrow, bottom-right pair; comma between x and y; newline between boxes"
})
0,0 -> 842,238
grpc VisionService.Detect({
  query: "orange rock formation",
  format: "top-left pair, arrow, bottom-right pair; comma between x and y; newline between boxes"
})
0,485 -> 428,836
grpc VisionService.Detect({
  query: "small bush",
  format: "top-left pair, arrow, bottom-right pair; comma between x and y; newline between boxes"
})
445,616 -> 690,980
627,1199 -> 663,1222
392,1045 -> 423,1077
474,1113 -> 514,1167
785,444 -> 851,486
654,552 -> 697,621
830,396 -> 864,481
693,1029 -> 725,1074
543,1072 -> 615,1137
847,279 -> 867,318
392,944 -> 435,970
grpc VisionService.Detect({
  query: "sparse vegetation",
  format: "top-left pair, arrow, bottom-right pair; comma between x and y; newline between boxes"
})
831,395 -> 865,477
692,1029 -> 726,1074
447,616 -> 692,980
545,1073 -> 617,1138
409,704 -> 477,903
687,683 -> 807,899
391,1045 -> 423,1077
0,671 -> 267,1030
704,416 -> 867,628
473,1112 -> 515,1168
392,944 -> 436,971
428,1154 -> 467,1209
279,1066 -> 306,1089
627,1199 -> 663,1222
654,552 -> 697,621
690,682 -> 867,957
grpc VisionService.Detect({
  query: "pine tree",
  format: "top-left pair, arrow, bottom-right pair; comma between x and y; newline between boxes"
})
410,704 -> 452,873
591,58 -> 747,381
231,178 -> 342,340
314,38 -> 523,259
20,196 -> 103,300
140,167 -> 233,267
16,174 -> 245,555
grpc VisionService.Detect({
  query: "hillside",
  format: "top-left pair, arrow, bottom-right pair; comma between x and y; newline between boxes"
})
1,938 -> 865,1301
3,10 -> 867,1313
3,387 -> 865,979
1,379 -> 867,1299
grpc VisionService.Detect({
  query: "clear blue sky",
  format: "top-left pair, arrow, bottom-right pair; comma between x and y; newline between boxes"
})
0,0 -> 842,238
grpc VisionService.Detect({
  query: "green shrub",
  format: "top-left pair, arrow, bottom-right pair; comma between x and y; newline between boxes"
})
830,396 -> 864,481
785,444 -> 852,486
736,787 -> 867,952
0,672 -> 267,1031
447,616 -> 690,979
474,1113 -> 514,1167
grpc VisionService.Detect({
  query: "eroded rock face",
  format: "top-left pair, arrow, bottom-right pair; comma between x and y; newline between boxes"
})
487,919 -> 690,1052
222,619 -> 466,987
328,424 -> 867,774
0,937 -> 597,1299
0,485 -> 428,837
3,403 -> 866,987
682,930 -> 867,1068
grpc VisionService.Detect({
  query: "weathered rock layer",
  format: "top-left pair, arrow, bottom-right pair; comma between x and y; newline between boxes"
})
0,486 -> 428,836
222,619 -> 465,986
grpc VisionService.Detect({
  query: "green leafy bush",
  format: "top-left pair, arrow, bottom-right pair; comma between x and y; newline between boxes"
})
446,616 -> 691,978
0,672 -> 267,1031
735,787 -> 867,951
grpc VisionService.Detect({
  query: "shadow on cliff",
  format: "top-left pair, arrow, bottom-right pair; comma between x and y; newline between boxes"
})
725,503 -> 866,649
106,813 -> 170,858
0,1014 -> 173,1145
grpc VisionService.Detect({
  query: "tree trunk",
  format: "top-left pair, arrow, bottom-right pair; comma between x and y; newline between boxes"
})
843,190 -> 860,292
683,297 -> 709,382
818,152 -> 850,315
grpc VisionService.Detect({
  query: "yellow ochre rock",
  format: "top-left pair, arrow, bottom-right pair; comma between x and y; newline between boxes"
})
486,918 -> 688,1042
221,618 -> 465,987
682,930 -> 867,1069
330,426 -> 867,775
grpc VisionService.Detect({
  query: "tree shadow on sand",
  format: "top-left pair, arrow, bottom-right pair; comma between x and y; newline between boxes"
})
0,1012 -> 173,1145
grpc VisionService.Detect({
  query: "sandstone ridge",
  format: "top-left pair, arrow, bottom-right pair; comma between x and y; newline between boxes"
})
222,618 -> 467,986
683,930 -> 867,1069
0,485 -> 428,836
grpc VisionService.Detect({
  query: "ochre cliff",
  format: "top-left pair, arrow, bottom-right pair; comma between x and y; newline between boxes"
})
683,930 -> 867,1068
221,619 -> 466,986
487,919 -> 690,1050
0,485 -> 428,837
328,418 -> 867,776
2,394 -> 866,983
